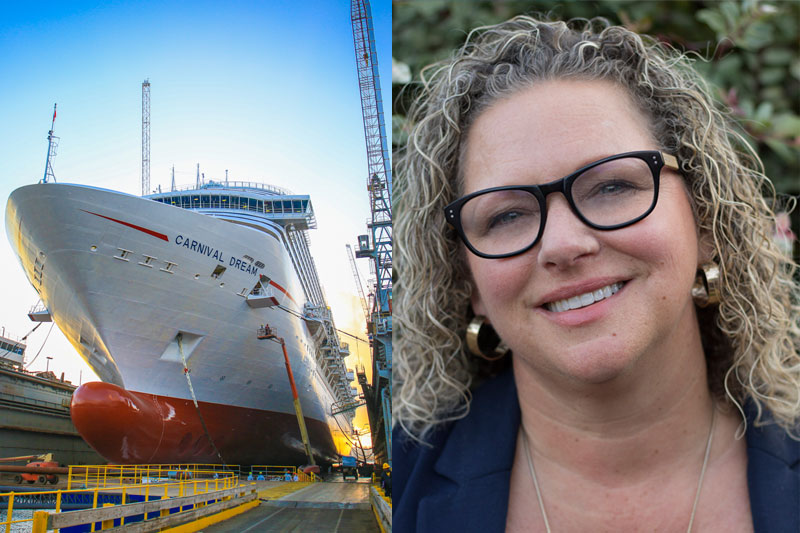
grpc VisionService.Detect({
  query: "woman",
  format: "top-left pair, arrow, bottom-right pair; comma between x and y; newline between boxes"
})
394,16 -> 800,532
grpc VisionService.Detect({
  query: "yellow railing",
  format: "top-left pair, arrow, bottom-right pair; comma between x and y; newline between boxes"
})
247,464 -> 319,482
2,463 -> 320,531
67,463 -> 240,490
2,472 -> 244,532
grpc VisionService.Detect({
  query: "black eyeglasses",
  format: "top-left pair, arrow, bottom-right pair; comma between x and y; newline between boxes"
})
444,151 -> 679,258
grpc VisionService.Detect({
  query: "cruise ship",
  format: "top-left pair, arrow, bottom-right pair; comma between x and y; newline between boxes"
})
5,180 -> 358,466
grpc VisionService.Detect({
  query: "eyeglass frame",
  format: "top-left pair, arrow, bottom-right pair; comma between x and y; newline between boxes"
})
443,150 -> 680,259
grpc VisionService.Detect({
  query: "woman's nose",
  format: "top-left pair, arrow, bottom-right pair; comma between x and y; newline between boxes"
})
536,194 -> 600,269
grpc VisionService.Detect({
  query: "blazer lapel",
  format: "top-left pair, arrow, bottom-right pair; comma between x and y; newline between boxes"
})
745,405 -> 800,532
415,370 -> 521,532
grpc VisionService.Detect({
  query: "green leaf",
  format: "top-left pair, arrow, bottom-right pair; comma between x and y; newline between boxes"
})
713,54 -> 743,82
739,20 -> 774,50
759,87 -> 788,109
764,138 -> 798,164
772,114 -> 800,138
755,101 -> 774,123
759,67 -> 786,86
763,47 -> 794,66
791,59 -> 800,81
697,9 -> 728,37
740,98 -> 756,118
720,1 -> 741,29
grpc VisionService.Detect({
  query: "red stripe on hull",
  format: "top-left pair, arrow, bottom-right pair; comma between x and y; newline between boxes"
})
268,280 -> 298,308
71,382 -> 338,465
80,209 -> 169,241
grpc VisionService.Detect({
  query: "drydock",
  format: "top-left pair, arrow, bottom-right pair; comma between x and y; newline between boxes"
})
0,334 -> 105,469
1,465 -> 390,532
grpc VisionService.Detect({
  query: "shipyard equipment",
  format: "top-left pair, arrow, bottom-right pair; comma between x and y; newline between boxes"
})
350,0 -> 392,467
257,325 -> 316,469
341,455 -> 358,481
0,454 -> 60,484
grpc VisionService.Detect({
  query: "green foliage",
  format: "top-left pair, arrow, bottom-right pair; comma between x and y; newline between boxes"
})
393,0 -> 799,228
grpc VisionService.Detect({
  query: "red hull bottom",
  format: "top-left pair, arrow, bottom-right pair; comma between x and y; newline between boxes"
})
70,382 -> 339,466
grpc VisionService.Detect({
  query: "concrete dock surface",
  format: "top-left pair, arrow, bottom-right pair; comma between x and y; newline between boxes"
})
199,480 -> 379,532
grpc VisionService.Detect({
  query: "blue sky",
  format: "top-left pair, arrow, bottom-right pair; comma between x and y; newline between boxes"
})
0,0 -> 390,415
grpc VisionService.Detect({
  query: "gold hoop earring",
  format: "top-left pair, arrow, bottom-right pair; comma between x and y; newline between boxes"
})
466,316 -> 510,361
692,262 -> 720,308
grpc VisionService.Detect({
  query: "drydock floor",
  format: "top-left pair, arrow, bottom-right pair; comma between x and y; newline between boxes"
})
199,479 -> 380,532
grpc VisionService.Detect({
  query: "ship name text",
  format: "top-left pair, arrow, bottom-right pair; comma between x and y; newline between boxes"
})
174,235 -> 259,276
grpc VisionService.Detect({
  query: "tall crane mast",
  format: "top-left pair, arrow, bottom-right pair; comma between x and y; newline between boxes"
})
350,0 -> 392,467
141,79 -> 151,196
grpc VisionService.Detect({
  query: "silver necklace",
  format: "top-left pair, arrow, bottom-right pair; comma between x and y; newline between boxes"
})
520,406 -> 717,533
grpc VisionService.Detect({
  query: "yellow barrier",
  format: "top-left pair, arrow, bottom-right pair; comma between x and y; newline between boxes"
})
4,462 -> 319,531
2,466 -> 242,533
67,463 -> 240,490
32,485 -> 257,532
248,464 -> 318,482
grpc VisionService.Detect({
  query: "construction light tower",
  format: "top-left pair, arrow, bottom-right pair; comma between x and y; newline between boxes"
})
141,79 -> 150,196
350,0 -> 392,467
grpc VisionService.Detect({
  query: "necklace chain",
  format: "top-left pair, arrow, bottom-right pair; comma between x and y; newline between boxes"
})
520,406 -> 717,533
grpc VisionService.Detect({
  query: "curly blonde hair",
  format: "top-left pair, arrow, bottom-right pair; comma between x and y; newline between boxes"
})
395,16 -> 800,442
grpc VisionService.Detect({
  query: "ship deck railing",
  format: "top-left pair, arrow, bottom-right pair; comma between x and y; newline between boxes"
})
161,180 -> 293,196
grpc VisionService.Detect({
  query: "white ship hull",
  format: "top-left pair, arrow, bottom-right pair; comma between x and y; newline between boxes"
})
6,183 -> 353,465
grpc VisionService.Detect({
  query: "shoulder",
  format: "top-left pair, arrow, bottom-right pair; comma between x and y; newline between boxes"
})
394,368 -> 520,532
744,404 -> 800,532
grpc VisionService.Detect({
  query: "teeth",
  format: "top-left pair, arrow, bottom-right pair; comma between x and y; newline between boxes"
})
546,282 -> 623,312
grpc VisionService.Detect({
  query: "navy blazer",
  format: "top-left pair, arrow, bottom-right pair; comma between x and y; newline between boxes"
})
394,369 -> 800,532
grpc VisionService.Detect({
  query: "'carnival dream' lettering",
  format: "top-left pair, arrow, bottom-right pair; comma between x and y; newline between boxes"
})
175,234 -> 227,261
174,234 -> 257,276
229,256 -> 260,275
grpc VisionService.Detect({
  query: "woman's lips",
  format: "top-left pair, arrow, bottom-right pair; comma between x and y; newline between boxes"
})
545,281 -> 625,312
538,280 -> 629,327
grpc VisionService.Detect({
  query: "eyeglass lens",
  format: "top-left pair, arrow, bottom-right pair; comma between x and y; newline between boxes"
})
460,156 -> 656,256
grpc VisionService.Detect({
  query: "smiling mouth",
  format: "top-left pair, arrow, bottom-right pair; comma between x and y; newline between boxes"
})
545,282 -> 625,313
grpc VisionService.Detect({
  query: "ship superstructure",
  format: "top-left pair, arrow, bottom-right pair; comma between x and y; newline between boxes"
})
6,179 -> 357,465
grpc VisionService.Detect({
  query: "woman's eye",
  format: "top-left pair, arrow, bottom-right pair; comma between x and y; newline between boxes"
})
582,180 -> 639,200
488,210 -> 526,229
598,180 -> 634,195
